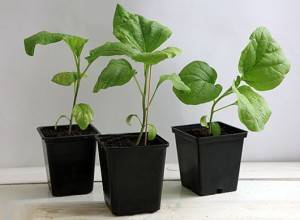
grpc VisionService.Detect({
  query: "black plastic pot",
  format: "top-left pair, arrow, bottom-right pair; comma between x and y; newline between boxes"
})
172,122 -> 247,196
37,124 -> 100,197
97,133 -> 169,216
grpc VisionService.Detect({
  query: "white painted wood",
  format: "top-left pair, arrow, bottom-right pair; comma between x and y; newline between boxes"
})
1,181 -> 300,220
1,162 -> 300,185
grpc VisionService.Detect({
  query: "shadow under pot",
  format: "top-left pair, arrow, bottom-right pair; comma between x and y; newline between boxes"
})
97,133 -> 169,216
37,124 -> 100,197
172,122 -> 247,196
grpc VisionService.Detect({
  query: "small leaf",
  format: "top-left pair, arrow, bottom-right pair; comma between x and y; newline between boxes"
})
173,61 -> 222,105
147,124 -> 157,141
51,72 -> 77,86
232,83 -> 271,131
113,4 -> 172,52
86,42 -> 138,64
72,103 -> 94,130
93,59 -> 136,92
63,35 -> 88,57
133,47 -> 181,65
24,31 -> 64,56
211,122 -> 221,136
239,27 -> 290,91
157,73 -> 190,92
200,115 -> 208,128
126,114 -> 142,126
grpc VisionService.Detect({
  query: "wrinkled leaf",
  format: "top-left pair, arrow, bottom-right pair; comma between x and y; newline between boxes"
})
133,47 -> 181,64
126,114 -> 142,126
200,115 -> 208,128
86,42 -> 138,64
239,27 -> 290,91
51,72 -> 77,86
113,4 -> 172,52
147,124 -> 157,141
174,61 -> 222,105
210,122 -> 221,136
232,84 -> 271,131
24,31 -> 88,58
72,103 -> 94,130
157,73 -> 190,92
93,59 -> 136,92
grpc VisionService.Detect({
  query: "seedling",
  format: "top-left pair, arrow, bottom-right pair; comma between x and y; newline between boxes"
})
174,27 -> 290,135
89,4 -> 190,145
24,32 -> 97,134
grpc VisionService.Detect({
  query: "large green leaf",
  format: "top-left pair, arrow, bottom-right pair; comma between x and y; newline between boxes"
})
72,103 -> 94,130
156,73 -> 190,92
133,47 -> 181,65
86,42 -> 138,64
239,27 -> 290,91
232,84 -> 271,131
173,61 -> 222,105
113,4 -> 172,52
24,31 -> 88,58
93,59 -> 136,92
51,72 -> 77,86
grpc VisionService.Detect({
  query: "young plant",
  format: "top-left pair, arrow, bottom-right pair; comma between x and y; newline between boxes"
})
24,32 -> 97,134
88,4 -> 190,145
174,27 -> 290,135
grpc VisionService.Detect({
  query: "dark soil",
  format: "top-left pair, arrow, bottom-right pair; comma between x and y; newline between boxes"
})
187,125 -> 228,138
40,125 -> 98,137
98,134 -> 163,147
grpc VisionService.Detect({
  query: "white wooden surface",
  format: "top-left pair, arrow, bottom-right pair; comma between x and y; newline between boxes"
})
0,162 -> 300,220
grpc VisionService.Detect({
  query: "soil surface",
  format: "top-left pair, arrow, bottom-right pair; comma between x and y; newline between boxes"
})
40,125 -> 98,137
99,134 -> 163,147
187,125 -> 228,138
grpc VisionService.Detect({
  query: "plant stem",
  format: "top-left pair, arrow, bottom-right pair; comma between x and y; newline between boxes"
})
208,87 -> 233,134
213,102 -> 237,113
68,55 -> 81,135
144,65 -> 152,146
136,65 -> 149,145
133,74 -> 143,96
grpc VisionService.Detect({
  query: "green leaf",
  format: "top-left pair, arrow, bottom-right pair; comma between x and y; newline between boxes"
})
24,31 -> 88,58
147,124 -> 157,141
126,114 -> 142,126
200,115 -> 208,128
93,59 -> 136,92
173,61 -> 222,105
157,73 -> 190,92
113,4 -> 172,52
133,47 -> 181,65
211,122 -> 221,136
239,27 -> 290,91
72,103 -> 94,130
232,84 -> 271,131
24,31 -> 64,56
51,72 -> 77,86
86,42 -> 138,64
63,35 -> 88,57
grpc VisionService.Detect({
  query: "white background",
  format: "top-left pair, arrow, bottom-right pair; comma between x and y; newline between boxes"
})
0,0 -> 299,168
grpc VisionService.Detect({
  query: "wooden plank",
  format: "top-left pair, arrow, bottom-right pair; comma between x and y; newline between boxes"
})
1,181 -> 300,220
1,162 -> 300,185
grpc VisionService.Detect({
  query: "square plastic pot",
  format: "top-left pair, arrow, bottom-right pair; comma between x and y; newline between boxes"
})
37,124 -> 100,197
97,133 -> 168,216
172,122 -> 247,196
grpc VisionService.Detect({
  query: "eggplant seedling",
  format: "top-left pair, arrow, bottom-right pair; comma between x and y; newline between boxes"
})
88,4 -> 190,145
174,27 -> 290,135
24,32 -> 100,134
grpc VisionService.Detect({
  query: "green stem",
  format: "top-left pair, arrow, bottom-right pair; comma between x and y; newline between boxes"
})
208,87 -> 233,134
213,102 -> 237,113
136,65 -> 149,145
68,55 -> 81,135
133,74 -> 143,96
55,115 -> 71,130
144,65 -> 152,146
